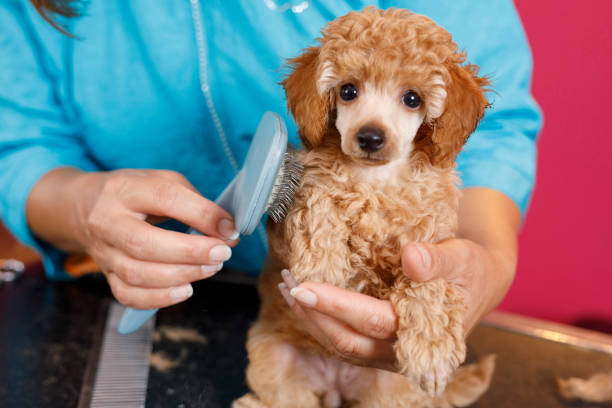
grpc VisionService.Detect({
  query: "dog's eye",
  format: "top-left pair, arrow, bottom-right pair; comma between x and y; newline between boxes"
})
340,84 -> 358,101
401,90 -> 421,108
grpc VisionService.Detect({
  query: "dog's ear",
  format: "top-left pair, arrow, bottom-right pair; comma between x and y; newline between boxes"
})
282,46 -> 333,149
422,63 -> 489,167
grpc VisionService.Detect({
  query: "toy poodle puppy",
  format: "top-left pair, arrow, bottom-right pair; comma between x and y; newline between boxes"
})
235,7 -> 494,408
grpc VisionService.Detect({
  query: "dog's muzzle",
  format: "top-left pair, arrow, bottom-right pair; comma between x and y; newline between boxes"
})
357,126 -> 386,153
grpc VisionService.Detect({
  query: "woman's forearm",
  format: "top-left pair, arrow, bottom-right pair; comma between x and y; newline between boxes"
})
457,187 -> 521,313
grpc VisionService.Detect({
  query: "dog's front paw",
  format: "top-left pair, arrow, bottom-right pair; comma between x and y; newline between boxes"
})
232,393 -> 270,408
418,365 -> 453,397
390,279 -> 467,397
394,334 -> 465,397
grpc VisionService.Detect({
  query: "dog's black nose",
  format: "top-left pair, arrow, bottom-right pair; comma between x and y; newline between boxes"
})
357,127 -> 385,153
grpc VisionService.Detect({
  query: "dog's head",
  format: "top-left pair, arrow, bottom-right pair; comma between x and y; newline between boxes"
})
282,7 -> 489,168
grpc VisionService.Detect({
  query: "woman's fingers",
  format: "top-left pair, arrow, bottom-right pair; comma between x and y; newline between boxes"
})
96,171 -> 239,241
93,216 -> 233,265
99,246 -> 222,288
281,270 -> 397,340
105,272 -> 193,309
281,269 -> 298,288
65,169 -> 241,309
401,240 -> 473,283
278,282 -> 396,369
296,283 -> 398,340
278,282 -> 343,356
401,239 -> 490,335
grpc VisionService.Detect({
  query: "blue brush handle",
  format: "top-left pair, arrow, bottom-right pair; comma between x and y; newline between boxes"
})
117,308 -> 158,335
117,112 -> 287,334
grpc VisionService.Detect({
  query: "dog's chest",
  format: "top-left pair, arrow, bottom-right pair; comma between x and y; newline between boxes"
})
271,156 -> 459,289
328,183 -> 422,284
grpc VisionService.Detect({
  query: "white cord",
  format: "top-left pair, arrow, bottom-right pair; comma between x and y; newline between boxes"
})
189,0 -> 240,174
188,0 -> 269,250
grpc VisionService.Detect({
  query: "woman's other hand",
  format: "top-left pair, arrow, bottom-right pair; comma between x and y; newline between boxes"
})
277,187 -> 520,370
279,269 -> 398,371
401,187 -> 520,334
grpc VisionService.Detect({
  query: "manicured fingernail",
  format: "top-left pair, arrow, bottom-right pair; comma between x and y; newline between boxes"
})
169,284 -> 193,300
209,245 -> 232,262
290,287 -> 318,307
413,244 -> 431,269
201,263 -> 223,278
278,282 -> 295,306
218,218 -> 239,240
281,269 -> 298,288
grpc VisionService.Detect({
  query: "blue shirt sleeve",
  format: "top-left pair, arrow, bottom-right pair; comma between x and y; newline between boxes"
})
0,1 -> 99,279
452,2 -> 542,217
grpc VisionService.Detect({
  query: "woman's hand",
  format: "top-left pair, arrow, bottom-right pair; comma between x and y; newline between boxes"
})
278,187 -> 520,370
401,238 -> 516,335
279,269 -> 399,371
27,168 -> 239,309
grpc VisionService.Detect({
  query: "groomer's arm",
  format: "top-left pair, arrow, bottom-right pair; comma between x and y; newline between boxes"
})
280,186 -> 519,370
27,167 -> 238,309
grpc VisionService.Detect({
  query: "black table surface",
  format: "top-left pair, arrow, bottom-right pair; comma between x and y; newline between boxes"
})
0,264 -> 611,408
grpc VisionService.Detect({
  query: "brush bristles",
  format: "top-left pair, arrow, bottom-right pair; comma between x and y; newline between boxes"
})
267,146 -> 303,223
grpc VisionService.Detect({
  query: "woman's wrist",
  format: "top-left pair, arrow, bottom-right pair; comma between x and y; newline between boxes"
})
456,187 -> 520,327
66,170 -> 110,251
470,242 -> 516,331
26,167 -> 104,252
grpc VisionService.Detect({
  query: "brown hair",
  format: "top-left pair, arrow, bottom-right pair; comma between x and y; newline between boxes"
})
30,0 -> 79,35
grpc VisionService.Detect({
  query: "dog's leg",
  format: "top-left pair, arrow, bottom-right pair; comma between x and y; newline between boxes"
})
389,276 -> 467,397
347,355 -> 494,408
271,190 -> 354,287
346,369 -> 432,408
237,322 -> 322,408
431,354 -> 496,408
232,393 -> 268,408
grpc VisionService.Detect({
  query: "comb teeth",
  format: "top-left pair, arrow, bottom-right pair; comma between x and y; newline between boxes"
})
267,145 -> 303,223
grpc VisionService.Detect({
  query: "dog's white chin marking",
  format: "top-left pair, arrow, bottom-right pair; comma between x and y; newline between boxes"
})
351,159 -> 409,186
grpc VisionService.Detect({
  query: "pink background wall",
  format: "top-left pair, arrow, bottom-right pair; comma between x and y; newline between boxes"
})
498,1 -> 612,326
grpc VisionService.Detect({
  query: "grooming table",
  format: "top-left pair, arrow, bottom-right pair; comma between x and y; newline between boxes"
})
0,262 -> 610,407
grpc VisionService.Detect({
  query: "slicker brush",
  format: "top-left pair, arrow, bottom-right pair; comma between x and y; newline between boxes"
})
118,111 -> 303,334
267,144 -> 303,223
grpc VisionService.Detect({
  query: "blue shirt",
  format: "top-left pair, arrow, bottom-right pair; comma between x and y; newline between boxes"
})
0,0 -> 542,279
